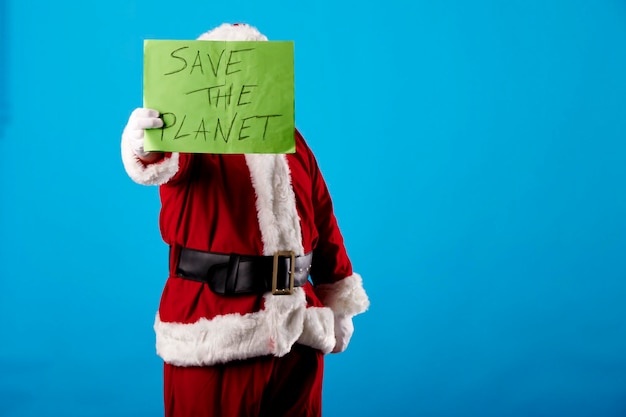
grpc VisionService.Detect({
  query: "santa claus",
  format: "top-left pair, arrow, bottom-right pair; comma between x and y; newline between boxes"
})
121,22 -> 369,417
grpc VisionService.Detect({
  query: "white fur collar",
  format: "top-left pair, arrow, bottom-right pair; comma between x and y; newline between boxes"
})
197,23 -> 268,41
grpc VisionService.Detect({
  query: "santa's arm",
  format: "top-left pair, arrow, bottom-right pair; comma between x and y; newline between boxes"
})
302,133 -> 369,321
308,186 -> 369,319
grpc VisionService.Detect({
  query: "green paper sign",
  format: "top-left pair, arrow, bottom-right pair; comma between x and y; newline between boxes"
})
143,40 -> 295,154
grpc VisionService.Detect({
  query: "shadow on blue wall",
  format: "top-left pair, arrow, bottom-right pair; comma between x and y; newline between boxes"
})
0,358 -> 42,416
0,0 -> 8,138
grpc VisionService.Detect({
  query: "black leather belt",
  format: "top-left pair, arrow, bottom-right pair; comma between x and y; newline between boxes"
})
175,247 -> 312,296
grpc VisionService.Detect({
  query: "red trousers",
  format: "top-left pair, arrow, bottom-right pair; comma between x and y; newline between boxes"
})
164,344 -> 324,417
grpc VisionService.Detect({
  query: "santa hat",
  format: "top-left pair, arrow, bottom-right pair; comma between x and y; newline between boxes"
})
197,23 -> 268,41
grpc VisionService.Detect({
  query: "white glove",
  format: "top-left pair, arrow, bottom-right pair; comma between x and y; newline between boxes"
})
332,314 -> 354,353
122,108 -> 164,158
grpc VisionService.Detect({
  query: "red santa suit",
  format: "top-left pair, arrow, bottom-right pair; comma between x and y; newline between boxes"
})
121,23 -> 369,417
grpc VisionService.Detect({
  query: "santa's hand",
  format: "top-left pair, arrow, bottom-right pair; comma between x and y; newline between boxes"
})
332,314 -> 354,353
122,108 -> 164,158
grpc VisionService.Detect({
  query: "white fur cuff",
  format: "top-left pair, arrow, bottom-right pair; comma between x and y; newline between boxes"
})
314,273 -> 370,318
121,136 -> 180,185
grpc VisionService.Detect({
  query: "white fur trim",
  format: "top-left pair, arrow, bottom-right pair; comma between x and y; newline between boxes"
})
314,273 -> 370,318
245,154 -> 305,256
297,306 -> 336,354
197,23 -> 268,41
155,288 -> 335,366
121,135 -> 180,185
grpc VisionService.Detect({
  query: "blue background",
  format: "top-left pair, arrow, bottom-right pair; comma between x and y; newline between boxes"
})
1,0 -> 625,416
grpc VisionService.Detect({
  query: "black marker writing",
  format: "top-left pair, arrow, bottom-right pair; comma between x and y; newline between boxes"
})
164,47 -> 189,76
225,48 -> 254,75
159,112 -> 283,144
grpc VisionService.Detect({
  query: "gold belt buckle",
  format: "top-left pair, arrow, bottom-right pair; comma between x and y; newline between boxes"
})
272,251 -> 295,295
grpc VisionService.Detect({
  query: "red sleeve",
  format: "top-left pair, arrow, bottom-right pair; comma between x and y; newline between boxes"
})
298,132 -> 353,286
